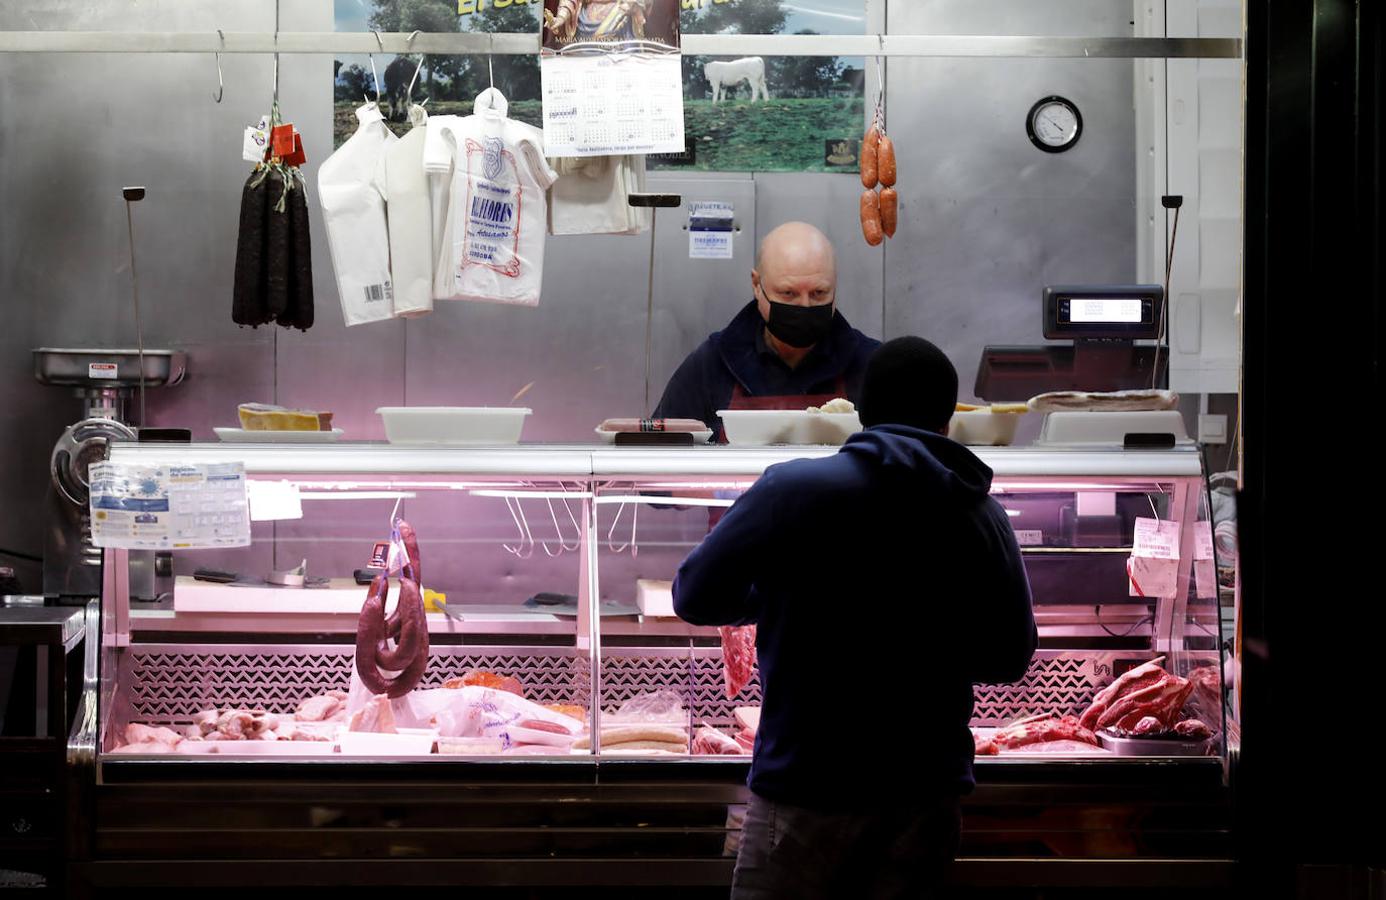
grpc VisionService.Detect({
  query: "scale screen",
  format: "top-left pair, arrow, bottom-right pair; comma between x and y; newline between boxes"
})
1043,285 -> 1163,339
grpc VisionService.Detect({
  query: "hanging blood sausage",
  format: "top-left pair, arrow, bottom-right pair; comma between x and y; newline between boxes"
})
355,519 -> 430,698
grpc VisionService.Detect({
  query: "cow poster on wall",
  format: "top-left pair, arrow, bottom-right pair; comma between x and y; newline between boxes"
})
657,0 -> 867,172
539,0 -> 686,157
334,0 -> 865,171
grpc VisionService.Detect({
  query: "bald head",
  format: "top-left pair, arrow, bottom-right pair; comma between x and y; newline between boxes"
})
751,221 -> 838,334
755,221 -> 837,280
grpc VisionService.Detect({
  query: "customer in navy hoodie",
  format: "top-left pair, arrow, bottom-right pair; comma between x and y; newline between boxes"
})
674,336 -> 1036,900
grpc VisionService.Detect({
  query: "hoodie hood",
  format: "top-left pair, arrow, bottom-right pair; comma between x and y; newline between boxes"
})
840,423 -> 994,498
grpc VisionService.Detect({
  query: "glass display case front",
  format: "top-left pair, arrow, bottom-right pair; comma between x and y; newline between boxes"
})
95,442 -> 1233,768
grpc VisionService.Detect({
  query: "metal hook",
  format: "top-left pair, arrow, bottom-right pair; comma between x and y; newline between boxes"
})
488,56 -> 496,108
212,30 -> 224,103
407,55 -> 426,101
539,488 -> 583,557
605,499 -> 639,555
557,486 -> 582,552
502,497 -> 535,559
873,34 -> 885,131
272,1 -> 280,109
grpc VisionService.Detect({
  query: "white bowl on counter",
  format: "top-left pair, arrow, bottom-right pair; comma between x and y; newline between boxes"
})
717,409 -> 861,446
376,407 -> 530,445
948,410 -> 1022,446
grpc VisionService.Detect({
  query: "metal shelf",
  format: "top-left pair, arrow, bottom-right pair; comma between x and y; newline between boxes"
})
0,31 -> 1241,59
107,442 -> 1205,479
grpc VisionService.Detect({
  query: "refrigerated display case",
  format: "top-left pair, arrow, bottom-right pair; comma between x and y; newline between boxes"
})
67,441 -> 1235,892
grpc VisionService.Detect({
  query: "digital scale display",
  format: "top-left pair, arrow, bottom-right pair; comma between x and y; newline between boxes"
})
1067,298 -> 1146,324
1043,285 -> 1163,339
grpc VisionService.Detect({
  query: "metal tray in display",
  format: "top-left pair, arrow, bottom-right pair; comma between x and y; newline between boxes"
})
1098,731 -> 1208,756
33,347 -> 186,388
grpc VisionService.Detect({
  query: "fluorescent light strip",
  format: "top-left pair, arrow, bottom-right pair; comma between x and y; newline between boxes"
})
297,491 -> 418,501
469,489 -> 594,500
594,496 -> 736,508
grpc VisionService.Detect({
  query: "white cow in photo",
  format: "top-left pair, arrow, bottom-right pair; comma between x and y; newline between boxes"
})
705,57 -> 768,103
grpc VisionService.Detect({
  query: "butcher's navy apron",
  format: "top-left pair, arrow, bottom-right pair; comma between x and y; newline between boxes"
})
710,376 -> 849,528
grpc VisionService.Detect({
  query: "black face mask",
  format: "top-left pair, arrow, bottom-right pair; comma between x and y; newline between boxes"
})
761,291 -> 835,349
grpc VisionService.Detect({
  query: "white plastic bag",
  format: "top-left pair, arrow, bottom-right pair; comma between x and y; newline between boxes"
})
318,102 -> 397,326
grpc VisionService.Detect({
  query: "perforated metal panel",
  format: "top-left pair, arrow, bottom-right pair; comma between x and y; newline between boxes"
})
117,644 -> 1130,730
599,648 -> 762,730
121,644 -> 590,723
971,652 -> 1133,726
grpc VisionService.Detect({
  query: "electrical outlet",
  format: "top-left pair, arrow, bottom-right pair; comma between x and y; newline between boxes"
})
1199,414 -> 1228,444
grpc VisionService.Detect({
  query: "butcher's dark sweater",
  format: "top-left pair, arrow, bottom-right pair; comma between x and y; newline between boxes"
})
673,425 -> 1036,810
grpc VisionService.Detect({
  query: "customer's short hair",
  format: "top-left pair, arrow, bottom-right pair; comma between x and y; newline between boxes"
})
859,336 -> 959,432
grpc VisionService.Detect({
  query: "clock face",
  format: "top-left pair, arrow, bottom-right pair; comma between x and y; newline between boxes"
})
1027,96 -> 1082,152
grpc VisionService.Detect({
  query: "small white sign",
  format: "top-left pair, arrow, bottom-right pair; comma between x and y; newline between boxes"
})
1128,555 -> 1179,598
1194,521 -> 1215,560
88,362 -> 118,380
1013,529 -> 1044,546
242,114 -> 270,163
690,229 -> 734,259
1132,516 -> 1182,559
247,480 -> 303,522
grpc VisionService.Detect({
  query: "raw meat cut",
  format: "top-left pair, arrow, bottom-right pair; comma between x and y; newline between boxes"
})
1173,718 -> 1212,739
973,732 -> 999,756
1133,716 -> 1164,735
992,714 -> 1100,749
295,692 -> 345,722
349,695 -> 398,734
125,723 -> 182,748
719,625 -> 757,699
1001,740 -> 1110,754
692,726 -> 744,755
1079,660 -> 1194,732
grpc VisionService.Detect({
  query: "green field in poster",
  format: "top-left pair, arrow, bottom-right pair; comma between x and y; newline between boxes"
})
334,0 -> 866,171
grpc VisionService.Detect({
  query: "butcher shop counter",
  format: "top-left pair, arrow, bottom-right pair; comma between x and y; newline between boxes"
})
64,442 -> 1236,895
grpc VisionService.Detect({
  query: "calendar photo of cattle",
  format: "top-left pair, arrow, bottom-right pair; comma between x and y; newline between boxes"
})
333,0 -> 865,172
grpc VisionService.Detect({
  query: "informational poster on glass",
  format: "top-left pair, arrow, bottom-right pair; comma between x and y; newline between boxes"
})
653,0 -> 867,173
539,0 -> 685,157
88,461 -> 251,550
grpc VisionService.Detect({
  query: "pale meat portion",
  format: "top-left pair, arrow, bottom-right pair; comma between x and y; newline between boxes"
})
125,723 -> 183,748
692,726 -> 744,755
295,692 -> 346,722
348,695 -> 398,734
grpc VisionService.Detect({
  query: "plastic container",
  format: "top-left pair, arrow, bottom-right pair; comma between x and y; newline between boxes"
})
1036,410 -> 1190,446
717,410 -> 861,446
436,736 -> 505,755
376,407 -> 530,445
948,411 -> 1022,446
635,579 -> 675,617
336,727 -> 438,756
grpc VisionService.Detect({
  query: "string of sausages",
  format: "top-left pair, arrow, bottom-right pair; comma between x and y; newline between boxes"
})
860,110 -> 898,247
355,518 -> 431,698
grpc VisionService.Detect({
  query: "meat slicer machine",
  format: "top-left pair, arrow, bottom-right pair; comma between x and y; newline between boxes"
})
33,348 -> 186,601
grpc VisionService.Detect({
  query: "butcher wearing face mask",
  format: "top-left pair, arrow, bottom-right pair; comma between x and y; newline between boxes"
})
652,221 -> 880,441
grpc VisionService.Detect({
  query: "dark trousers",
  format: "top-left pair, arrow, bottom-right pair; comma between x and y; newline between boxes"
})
730,791 -> 961,900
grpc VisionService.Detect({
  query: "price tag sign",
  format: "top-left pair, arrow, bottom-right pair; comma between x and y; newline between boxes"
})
1133,517 -> 1181,559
